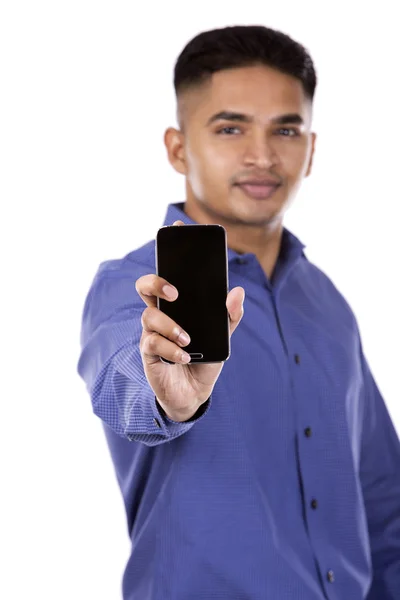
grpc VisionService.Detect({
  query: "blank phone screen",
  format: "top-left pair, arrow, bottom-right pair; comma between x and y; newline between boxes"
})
156,224 -> 230,363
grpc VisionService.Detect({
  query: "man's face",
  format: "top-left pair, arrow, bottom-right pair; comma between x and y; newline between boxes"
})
165,64 -> 316,227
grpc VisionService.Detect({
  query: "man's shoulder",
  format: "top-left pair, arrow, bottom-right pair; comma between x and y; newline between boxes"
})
96,239 -> 156,280
84,238 -> 157,311
299,256 -> 358,324
79,239 -> 157,343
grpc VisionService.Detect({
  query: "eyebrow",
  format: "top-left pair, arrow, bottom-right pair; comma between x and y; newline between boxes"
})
206,111 -> 305,126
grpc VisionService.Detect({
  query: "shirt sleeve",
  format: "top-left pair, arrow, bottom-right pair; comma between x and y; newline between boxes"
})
77,265 -> 212,447
358,336 -> 400,599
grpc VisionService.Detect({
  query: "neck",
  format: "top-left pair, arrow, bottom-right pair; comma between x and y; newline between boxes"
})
183,201 -> 284,280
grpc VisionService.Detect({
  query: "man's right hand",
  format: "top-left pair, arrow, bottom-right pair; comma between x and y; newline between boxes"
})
135,220 -> 245,422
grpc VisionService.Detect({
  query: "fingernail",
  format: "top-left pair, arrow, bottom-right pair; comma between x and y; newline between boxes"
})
163,285 -> 177,299
178,331 -> 190,345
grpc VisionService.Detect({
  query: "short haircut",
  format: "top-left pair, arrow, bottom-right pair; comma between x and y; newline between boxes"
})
174,25 -> 317,104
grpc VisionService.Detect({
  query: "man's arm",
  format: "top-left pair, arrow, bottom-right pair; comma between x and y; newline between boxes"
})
77,266 -> 212,446
357,335 -> 400,599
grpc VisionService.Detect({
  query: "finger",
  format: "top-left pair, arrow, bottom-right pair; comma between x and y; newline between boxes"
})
135,223 -> 183,306
135,274 -> 178,308
141,331 -> 191,365
226,287 -> 245,336
141,306 -> 191,347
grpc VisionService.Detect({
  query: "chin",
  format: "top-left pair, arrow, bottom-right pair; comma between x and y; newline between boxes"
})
229,200 -> 284,226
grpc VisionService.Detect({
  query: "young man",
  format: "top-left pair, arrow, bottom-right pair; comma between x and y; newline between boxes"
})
77,25 -> 400,600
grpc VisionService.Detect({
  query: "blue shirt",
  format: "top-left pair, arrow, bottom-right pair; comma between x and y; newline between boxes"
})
77,202 -> 400,600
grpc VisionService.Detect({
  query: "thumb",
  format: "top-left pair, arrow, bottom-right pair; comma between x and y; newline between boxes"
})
227,287 -> 245,336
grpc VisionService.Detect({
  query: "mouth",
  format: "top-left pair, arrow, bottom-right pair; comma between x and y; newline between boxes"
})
235,182 -> 281,200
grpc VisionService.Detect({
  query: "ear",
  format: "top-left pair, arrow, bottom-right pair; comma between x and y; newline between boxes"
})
305,132 -> 316,178
164,127 -> 187,176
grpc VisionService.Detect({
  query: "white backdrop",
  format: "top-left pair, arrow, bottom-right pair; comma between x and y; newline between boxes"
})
1,1 -> 399,598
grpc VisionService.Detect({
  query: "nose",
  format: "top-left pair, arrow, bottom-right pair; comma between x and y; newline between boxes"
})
243,131 -> 277,169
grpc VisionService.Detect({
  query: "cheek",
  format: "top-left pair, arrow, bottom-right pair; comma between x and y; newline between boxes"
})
279,143 -> 311,177
187,142 -> 231,189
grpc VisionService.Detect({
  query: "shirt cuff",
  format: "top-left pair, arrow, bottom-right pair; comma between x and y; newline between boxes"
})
155,396 -> 211,424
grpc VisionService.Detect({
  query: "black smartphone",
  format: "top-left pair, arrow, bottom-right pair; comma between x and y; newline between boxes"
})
156,224 -> 230,364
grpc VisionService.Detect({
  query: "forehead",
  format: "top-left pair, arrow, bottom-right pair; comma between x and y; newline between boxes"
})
178,65 -> 311,127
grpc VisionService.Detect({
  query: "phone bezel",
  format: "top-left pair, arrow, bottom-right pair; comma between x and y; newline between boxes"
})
155,223 -> 231,365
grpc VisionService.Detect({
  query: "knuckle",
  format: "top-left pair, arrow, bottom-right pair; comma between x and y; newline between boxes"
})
141,305 -> 151,321
140,337 -> 148,355
142,305 -> 157,322
149,332 -> 158,348
145,333 -> 158,353
139,334 -> 147,355
141,307 -> 150,328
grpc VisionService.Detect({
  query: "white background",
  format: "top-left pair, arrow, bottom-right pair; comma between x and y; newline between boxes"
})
1,1 -> 399,598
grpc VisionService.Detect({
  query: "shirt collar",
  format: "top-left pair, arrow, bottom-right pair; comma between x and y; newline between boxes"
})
161,202 -> 307,265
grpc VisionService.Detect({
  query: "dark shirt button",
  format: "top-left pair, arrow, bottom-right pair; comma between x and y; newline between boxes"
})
327,570 -> 335,583
153,418 -> 161,428
304,427 -> 312,438
237,257 -> 247,265
311,498 -> 318,509
294,354 -> 300,364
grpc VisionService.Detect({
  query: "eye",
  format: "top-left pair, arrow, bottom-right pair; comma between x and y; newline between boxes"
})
276,127 -> 300,137
216,126 -> 241,135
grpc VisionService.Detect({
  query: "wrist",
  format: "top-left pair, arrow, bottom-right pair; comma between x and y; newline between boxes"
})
156,398 -> 202,422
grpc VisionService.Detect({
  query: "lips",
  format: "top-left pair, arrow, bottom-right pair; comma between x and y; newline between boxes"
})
235,181 -> 281,200
237,178 -> 281,186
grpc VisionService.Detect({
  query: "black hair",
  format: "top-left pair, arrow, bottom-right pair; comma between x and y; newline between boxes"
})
174,25 -> 317,104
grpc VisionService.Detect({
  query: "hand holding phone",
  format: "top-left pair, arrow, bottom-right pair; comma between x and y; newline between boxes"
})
135,220 -> 245,422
